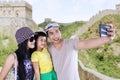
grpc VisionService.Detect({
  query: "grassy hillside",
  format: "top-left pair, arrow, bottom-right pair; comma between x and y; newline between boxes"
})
0,35 -> 17,66
60,21 -> 85,38
78,14 -> 120,78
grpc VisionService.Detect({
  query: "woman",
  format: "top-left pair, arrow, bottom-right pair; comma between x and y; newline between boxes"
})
0,27 -> 35,80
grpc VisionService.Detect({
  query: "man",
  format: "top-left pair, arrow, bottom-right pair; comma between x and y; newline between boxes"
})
45,22 -> 115,80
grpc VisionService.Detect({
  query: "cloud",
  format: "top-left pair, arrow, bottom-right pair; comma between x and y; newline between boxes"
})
24,0 -> 120,24
91,0 -> 107,6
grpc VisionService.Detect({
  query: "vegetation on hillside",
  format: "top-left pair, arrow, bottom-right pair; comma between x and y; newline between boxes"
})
78,14 -> 120,78
60,21 -> 85,38
38,22 -> 49,29
0,35 -> 17,66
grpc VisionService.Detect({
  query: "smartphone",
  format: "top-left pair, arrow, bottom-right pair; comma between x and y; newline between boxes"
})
99,24 -> 111,37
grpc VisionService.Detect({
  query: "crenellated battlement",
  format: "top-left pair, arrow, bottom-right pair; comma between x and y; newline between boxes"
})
0,0 -> 35,29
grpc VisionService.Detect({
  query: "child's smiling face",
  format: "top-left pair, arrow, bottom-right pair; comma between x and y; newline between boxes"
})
37,36 -> 47,49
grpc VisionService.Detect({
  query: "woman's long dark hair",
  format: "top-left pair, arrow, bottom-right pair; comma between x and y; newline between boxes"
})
15,39 -> 32,80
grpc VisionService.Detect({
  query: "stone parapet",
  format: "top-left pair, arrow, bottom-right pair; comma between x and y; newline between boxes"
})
78,60 -> 120,80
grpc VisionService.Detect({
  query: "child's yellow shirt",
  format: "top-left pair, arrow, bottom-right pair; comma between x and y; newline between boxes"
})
31,48 -> 53,74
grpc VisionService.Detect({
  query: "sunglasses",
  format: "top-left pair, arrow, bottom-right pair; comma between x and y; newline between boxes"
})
29,36 -> 35,42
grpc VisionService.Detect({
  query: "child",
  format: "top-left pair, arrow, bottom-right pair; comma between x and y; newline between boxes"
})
31,31 -> 57,80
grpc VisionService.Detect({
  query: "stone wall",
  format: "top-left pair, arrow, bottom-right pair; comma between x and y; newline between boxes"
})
78,60 -> 120,80
0,1 -> 32,19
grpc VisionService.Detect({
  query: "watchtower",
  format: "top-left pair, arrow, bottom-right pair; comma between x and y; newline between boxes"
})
116,4 -> 120,11
0,0 -> 36,28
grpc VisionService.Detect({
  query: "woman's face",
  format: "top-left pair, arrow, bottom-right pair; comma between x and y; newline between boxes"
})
27,36 -> 35,49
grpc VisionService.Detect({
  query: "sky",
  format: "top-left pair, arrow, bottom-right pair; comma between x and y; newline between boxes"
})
24,0 -> 120,24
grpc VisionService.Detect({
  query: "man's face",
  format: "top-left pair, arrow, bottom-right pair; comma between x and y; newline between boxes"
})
47,28 -> 62,44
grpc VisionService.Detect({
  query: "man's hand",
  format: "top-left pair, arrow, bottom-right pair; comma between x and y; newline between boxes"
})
77,24 -> 115,50
107,24 -> 115,41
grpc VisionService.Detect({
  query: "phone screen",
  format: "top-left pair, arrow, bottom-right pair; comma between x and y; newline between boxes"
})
99,24 -> 111,37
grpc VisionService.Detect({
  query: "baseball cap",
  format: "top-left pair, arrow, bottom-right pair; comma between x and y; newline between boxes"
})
45,22 -> 60,32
